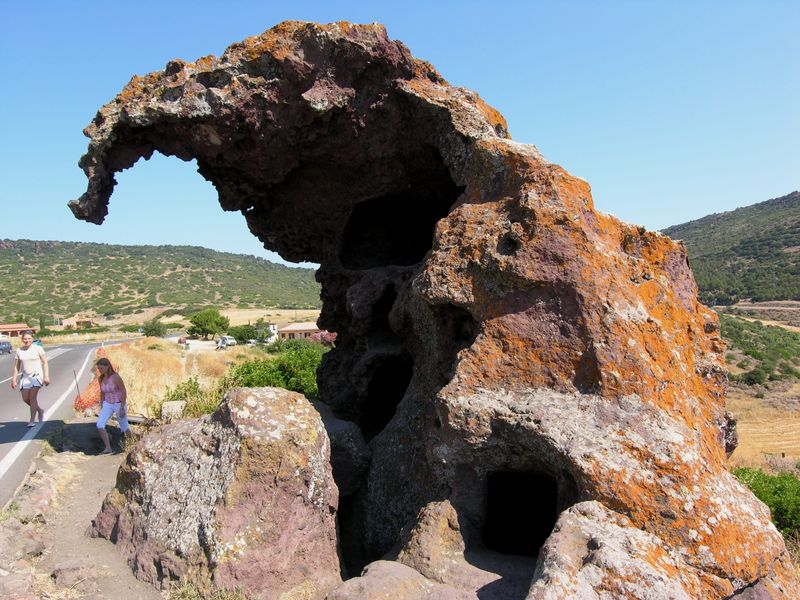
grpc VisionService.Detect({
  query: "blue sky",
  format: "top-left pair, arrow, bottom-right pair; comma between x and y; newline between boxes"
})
1,1 -> 797,266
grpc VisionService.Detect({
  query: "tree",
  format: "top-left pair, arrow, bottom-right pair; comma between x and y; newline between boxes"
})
142,319 -> 167,337
227,324 -> 257,343
187,308 -> 230,339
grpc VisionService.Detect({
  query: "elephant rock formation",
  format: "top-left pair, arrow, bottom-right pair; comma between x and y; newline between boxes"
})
72,21 -> 798,599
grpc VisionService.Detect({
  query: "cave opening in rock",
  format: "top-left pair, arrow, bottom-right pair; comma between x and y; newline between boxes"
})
338,149 -> 464,270
336,493 -> 365,579
368,283 -> 401,347
482,470 -> 559,557
431,304 -> 479,386
360,353 -> 414,441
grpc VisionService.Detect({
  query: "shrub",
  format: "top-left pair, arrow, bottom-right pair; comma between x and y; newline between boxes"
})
721,315 -> 800,384
229,339 -> 326,399
734,467 -> 800,535
166,583 -> 253,600
740,368 -> 767,386
155,377 -> 217,419
142,319 -> 167,337
227,324 -> 257,343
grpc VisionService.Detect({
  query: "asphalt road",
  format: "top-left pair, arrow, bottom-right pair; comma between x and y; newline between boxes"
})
0,342 -> 100,508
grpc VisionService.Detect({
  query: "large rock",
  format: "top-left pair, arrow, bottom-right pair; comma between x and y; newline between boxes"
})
72,21 -> 799,598
90,387 -> 341,598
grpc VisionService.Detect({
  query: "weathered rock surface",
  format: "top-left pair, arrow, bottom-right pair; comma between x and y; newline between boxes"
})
72,20 -> 799,599
90,387 -> 341,598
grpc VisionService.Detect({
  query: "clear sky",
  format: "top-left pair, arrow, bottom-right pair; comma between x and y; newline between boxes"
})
1,0 -> 797,266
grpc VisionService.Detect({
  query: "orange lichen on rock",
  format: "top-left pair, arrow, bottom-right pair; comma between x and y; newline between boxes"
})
72,20 -> 798,599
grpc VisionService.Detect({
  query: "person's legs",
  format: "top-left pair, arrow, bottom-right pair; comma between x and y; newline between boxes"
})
117,410 -> 130,434
96,402 -> 114,453
20,387 -> 40,425
29,387 -> 44,422
97,428 -> 112,454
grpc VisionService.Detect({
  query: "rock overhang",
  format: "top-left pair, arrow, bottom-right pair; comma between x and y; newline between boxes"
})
72,20 -> 799,599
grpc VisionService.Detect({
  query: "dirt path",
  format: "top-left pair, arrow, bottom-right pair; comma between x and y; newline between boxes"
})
732,314 -> 800,333
0,418 -> 161,600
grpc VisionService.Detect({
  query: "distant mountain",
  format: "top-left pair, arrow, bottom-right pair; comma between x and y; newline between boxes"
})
0,240 -> 320,323
663,191 -> 800,305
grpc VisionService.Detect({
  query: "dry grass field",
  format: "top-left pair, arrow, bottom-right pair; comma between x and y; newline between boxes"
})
98,307 -> 321,327
727,382 -> 800,471
92,338 -> 266,417
720,310 -> 800,473
222,307 -> 320,326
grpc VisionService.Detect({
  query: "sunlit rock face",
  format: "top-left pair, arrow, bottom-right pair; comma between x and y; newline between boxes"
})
72,21 -> 799,599
91,387 -> 341,598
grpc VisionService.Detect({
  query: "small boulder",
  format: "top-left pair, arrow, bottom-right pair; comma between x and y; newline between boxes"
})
327,560 -> 469,600
91,387 -> 341,599
159,400 -> 186,423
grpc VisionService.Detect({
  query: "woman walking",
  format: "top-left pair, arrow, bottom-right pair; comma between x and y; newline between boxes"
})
10,331 -> 49,427
95,357 -> 128,454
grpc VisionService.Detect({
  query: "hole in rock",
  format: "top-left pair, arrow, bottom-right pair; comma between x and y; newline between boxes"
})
337,493 -> 367,578
360,353 -> 413,441
369,284 -> 401,347
432,304 -> 479,385
338,152 -> 463,269
497,232 -> 520,256
482,471 -> 559,557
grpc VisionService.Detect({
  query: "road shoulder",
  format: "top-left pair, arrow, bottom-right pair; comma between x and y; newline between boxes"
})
0,416 -> 161,600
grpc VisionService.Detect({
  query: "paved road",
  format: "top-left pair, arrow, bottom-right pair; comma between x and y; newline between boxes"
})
0,342 -> 100,508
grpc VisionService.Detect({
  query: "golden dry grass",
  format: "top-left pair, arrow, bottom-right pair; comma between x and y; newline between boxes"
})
223,307 -> 320,326
187,350 -> 231,379
727,383 -> 800,470
98,338 -> 184,417
97,338 -> 266,417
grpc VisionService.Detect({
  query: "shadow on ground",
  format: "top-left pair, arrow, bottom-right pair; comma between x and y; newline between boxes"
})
0,418 -> 131,456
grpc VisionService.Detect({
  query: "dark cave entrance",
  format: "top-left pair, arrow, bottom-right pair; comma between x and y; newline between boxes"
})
481,470 -> 560,557
360,353 -> 414,441
338,149 -> 464,270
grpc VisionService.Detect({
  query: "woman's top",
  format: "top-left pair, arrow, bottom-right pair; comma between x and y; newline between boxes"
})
100,375 -> 125,404
16,346 -> 45,377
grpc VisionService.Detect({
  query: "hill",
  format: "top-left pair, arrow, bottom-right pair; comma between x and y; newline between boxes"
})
662,191 -> 800,305
0,240 -> 320,323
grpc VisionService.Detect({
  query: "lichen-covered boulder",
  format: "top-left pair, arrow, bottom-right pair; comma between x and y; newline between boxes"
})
73,21 -> 799,598
90,387 -> 341,599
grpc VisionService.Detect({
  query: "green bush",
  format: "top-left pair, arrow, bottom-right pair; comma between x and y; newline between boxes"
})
734,467 -> 800,535
227,324 -> 257,343
154,377 -> 218,419
142,319 -> 167,337
721,315 -> 800,384
229,339 -> 326,399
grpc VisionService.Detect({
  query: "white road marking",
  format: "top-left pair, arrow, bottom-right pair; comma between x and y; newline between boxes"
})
0,348 -> 95,480
44,347 -> 71,361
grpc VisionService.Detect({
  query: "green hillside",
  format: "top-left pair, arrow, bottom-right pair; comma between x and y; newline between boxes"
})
0,240 -> 320,322
663,191 -> 800,305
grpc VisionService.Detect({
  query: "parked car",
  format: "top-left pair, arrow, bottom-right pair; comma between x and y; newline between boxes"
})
0,341 -> 11,354
220,335 -> 237,346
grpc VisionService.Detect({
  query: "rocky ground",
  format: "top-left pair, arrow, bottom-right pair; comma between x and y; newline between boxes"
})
0,418 -> 161,600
